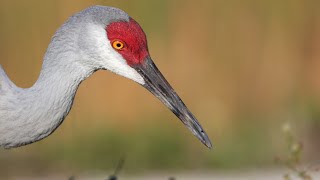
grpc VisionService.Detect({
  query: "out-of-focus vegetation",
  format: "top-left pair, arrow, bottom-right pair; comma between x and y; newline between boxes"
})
0,0 -> 320,178
276,122 -> 317,180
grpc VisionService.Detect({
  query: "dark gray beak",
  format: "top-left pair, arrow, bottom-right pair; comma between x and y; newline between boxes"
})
133,57 -> 212,149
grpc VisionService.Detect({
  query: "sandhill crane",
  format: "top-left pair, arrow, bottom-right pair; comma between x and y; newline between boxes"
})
0,6 -> 212,149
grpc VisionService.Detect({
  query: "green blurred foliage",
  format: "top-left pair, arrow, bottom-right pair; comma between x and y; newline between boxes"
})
0,0 -> 320,177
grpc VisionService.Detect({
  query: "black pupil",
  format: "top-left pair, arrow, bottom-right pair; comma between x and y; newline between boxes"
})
116,43 -> 121,48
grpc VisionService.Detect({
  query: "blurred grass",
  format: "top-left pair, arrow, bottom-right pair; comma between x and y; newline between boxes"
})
0,120 -> 282,176
0,0 -> 320,177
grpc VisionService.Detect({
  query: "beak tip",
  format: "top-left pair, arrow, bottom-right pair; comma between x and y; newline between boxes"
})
203,137 -> 213,149
205,141 -> 213,149
199,131 -> 213,149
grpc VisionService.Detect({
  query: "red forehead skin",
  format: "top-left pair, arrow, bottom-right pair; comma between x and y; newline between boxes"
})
106,18 -> 149,66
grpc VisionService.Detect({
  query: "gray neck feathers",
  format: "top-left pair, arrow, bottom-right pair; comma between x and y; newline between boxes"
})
0,5 -> 130,148
0,17 -> 92,149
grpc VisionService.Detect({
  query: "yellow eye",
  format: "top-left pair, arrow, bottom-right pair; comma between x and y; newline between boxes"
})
112,40 -> 125,50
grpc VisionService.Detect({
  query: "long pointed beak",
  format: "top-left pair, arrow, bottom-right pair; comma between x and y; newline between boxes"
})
133,57 -> 212,149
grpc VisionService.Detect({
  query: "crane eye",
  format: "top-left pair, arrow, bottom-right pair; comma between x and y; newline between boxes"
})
112,40 -> 125,50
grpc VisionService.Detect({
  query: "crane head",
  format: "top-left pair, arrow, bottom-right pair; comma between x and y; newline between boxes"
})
79,6 -> 212,149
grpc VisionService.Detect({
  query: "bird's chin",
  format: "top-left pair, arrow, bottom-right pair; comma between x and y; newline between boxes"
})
132,57 -> 212,149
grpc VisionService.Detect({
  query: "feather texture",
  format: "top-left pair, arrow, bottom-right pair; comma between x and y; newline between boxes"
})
0,6 -> 144,148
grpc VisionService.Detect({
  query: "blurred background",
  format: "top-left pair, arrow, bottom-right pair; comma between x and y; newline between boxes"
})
0,0 -> 320,179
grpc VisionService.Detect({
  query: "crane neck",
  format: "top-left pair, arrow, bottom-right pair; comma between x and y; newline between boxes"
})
0,29 -> 95,148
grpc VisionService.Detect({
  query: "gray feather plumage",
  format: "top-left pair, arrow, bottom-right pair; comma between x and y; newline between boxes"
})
0,6 -> 133,148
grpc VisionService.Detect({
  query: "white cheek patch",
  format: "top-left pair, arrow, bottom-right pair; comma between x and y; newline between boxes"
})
87,24 -> 145,85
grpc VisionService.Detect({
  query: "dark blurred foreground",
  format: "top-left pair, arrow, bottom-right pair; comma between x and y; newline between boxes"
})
5,170 -> 320,180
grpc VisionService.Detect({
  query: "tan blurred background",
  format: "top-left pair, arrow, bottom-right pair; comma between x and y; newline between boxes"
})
0,0 -> 320,178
